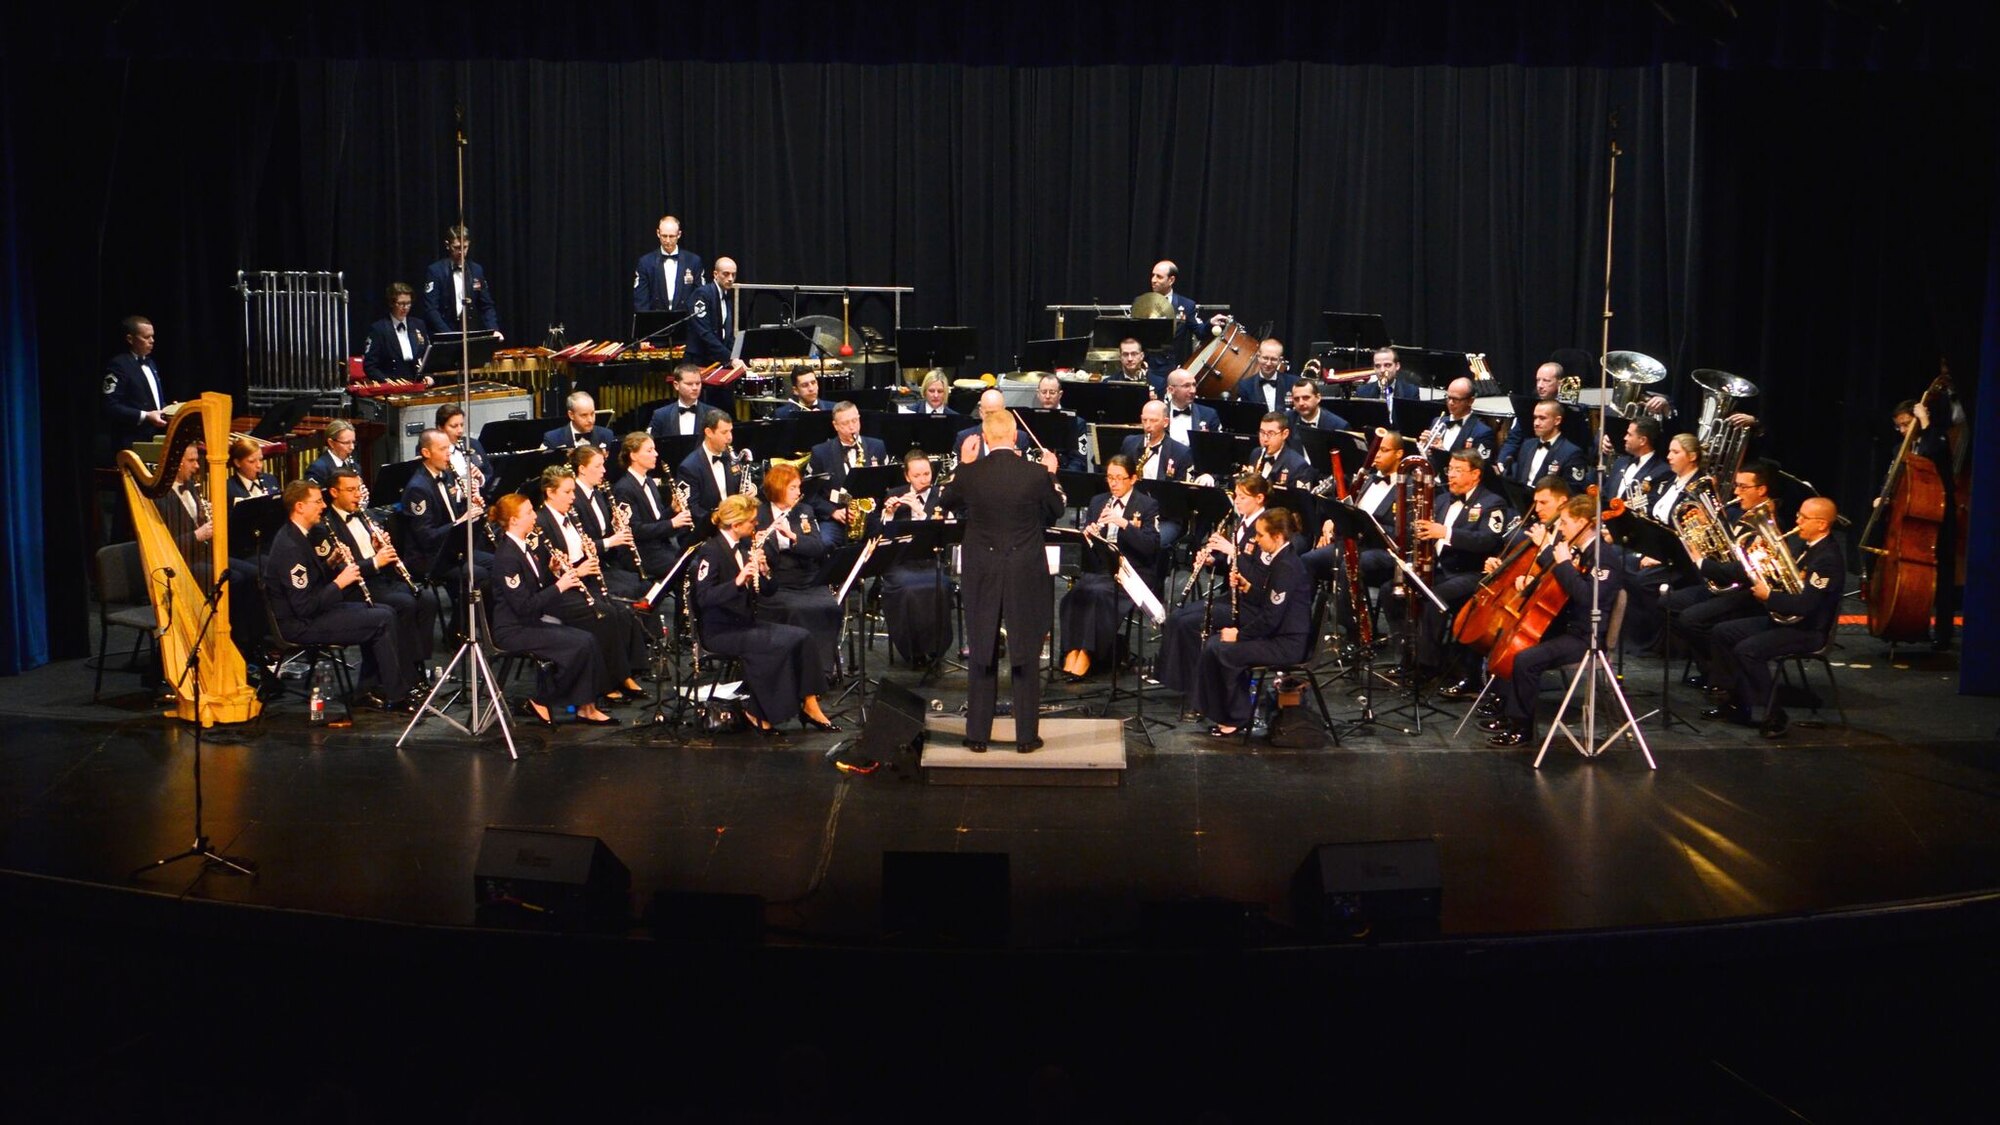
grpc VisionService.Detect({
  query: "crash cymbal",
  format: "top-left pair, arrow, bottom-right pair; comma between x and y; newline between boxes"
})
1083,348 -> 1120,364
1130,292 -> 1171,318
791,314 -> 857,355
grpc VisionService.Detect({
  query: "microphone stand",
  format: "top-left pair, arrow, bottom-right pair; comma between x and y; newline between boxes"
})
132,574 -> 255,879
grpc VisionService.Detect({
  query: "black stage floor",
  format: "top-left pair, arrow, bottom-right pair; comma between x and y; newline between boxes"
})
4,625 -> 1997,1120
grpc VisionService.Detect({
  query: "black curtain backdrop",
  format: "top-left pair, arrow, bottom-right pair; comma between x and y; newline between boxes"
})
12,58 -> 1993,665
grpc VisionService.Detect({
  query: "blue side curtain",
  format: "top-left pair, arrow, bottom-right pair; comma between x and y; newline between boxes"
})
0,103 -> 49,674
1962,141 -> 2000,698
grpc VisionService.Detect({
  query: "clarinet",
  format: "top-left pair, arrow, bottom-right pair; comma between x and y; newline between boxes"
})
320,515 -> 374,606
549,545 -> 603,619
612,499 -> 645,581
359,509 -> 418,592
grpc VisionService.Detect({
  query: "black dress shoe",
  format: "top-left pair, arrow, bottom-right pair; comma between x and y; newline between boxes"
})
515,698 -> 554,727
576,712 -> 620,727
1436,678 -> 1479,699
1702,705 -> 1749,725
351,690 -> 390,712
1487,727 -> 1529,747
800,715 -> 842,733
1016,738 -> 1044,754
1477,716 -> 1513,733
1205,724 -> 1240,738
1477,695 -> 1504,717
965,741 -> 988,754
1760,711 -> 1790,739
1683,672 -> 1708,689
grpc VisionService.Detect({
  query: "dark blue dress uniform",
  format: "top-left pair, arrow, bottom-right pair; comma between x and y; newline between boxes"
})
876,482 -> 955,665
421,258 -> 500,336
1427,414 -> 1499,475
610,466 -> 686,580
1604,452 -> 1675,505
648,400 -> 707,446
327,503 -> 436,680
1116,434 -> 1193,482
1708,533 -> 1845,725
773,398 -> 837,420
574,480 -> 647,600
633,247 -> 705,313
1499,536 -> 1626,731
1145,293 -> 1210,392
689,530 -> 826,726
262,519 -> 411,699
1245,445 -> 1317,490
1156,507 -> 1265,699
361,317 -> 428,382
488,531 -> 605,712
1503,434 -> 1592,490
807,436 -> 891,542
1058,490 -> 1162,667
532,505 -> 648,697
1353,375 -> 1422,429
100,350 -> 167,453
1232,370 -> 1296,414
1413,484 -> 1513,679
1191,541 -> 1314,727
225,472 -> 280,506
684,282 -> 736,365
1285,406 -> 1351,436
939,448 -> 1066,747
1165,402 -> 1224,442
674,446 -> 738,532
156,484 -> 268,657
303,452 -> 360,490
400,467 -> 490,585
753,500 -> 842,673
541,424 -> 616,451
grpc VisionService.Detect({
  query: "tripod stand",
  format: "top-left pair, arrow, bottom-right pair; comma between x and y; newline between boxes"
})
132,574 -> 255,879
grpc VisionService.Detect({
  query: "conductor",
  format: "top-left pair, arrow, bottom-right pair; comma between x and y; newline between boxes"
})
940,410 -> 1065,754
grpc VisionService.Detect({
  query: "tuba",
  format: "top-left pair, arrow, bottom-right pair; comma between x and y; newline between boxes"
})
1602,350 -> 1667,418
1733,499 -> 1805,624
1691,368 -> 1760,500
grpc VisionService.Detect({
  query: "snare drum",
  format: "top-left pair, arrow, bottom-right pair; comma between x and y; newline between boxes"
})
737,374 -> 777,399
817,371 -> 854,394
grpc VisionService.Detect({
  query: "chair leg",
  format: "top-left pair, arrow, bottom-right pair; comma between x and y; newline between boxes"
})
92,619 -> 109,701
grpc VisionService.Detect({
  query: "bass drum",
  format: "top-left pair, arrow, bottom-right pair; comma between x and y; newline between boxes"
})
1189,319 -> 1261,399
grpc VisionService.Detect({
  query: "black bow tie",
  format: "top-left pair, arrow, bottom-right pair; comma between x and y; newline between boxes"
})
1172,409 -> 1189,417
1539,441 -> 1553,452
713,455 -> 729,466
665,253 -> 679,261
395,323 -> 406,332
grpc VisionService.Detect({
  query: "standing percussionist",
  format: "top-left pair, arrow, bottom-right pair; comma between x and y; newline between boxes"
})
263,480 -> 414,712
362,284 -> 430,385
420,225 -> 502,339
1145,261 -> 1212,395
98,315 -> 169,462
633,214 -> 704,316
686,256 -> 744,375
940,410 -> 1065,753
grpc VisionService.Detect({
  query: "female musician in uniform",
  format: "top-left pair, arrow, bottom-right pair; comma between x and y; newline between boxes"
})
1192,508 -> 1314,737
485,494 -> 617,727
569,444 -> 645,599
536,465 -> 651,706
877,449 -> 954,667
610,431 -> 693,584
1058,454 -> 1160,679
690,495 -> 839,733
753,462 -> 842,673
224,436 -> 279,505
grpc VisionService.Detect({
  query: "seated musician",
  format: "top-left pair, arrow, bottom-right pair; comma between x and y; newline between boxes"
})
672,410 -> 739,532
1155,471 -> 1268,708
649,362 -> 711,445
615,432 -> 695,582
1601,416 -> 1674,503
753,462 -> 843,674
956,389 -> 1008,464
536,466 -> 650,706
1285,378 -> 1348,436
904,371 -> 958,416
811,402 -> 891,544
303,420 -> 361,489
1034,375 -> 1088,473
1412,450 -> 1511,698
1119,399 -> 1195,553
1111,336 -> 1150,384
543,391 -> 615,451
1619,432 -> 1706,649
1702,497 -> 1843,739
437,404 -> 500,506
1247,412 -> 1317,489
685,256 -> 745,374
690,494 -> 840,733
1464,476 -> 1573,718
1193,508 -> 1315,737
361,283 -> 430,386
1662,459 -> 1782,691
1479,493 -> 1626,746
1354,348 -> 1421,404
1302,430 -> 1408,634
1232,338 -> 1295,414
1425,378 -> 1496,475
876,449 -> 955,667
571,444 -> 648,600
263,480 -> 415,712
327,467 -> 434,685
1058,454 -> 1160,680
224,436 -> 279,506
1499,400 -> 1589,491
1163,368 -> 1223,443
158,441 -> 267,661
776,369 -> 835,418
401,427 -> 490,587
484,495 -> 617,727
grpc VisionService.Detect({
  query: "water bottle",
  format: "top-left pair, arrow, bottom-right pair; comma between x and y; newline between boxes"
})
308,665 -> 329,725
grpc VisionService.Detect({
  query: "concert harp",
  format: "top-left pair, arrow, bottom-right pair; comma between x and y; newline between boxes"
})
117,392 -> 262,725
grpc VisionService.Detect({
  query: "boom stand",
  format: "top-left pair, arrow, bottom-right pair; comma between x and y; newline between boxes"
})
132,575 -> 255,879
398,104 -> 515,758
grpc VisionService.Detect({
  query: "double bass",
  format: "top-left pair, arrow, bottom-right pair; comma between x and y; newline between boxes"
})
1859,370 -> 1952,642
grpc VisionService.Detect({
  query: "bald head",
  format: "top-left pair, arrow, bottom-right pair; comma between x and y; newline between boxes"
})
1534,363 -> 1563,400
1446,377 -> 1474,418
979,389 -> 1006,417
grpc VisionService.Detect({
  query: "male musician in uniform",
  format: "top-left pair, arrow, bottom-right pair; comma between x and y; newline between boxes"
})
1155,472 -> 1270,712
939,410 -> 1065,753
1354,348 -> 1421,413
402,428 -> 489,586
1891,395 -> 1957,650
686,256 -> 744,372
1119,399 -> 1194,555
327,467 -> 434,687
437,404 -> 500,506
649,363 -> 711,444
1247,413 -> 1316,489
362,283 -> 430,385
99,315 -> 170,461
1425,378 -> 1496,475
1500,400 -> 1591,491
1704,497 -> 1844,738
543,391 -> 615,451
264,480 -> 415,712
1232,339 -> 1295,414
775,369 -> 836,418
1496,363 -> 1572,470
1035,375 -> 1088,472
632,214 -> 704,315
674,410 -> 740,532
1413,450 -> 1512,696
1480,493 -> 1627,746
1285,378 -> 1349,435
1303,431 -> 1406,608
1603,416 -> 1674,504
1662,459 -> 1782,690
1146,260 -> 1210,394
1164,368 -> 1223,443
421,225 -> 502,339
1112,337 -> 1152,385
957,389 -> 1009,464
812,401 -> 892,544
303,420 -> 361,489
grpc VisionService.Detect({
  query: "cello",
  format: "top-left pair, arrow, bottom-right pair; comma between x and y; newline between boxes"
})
1859,370 -> 1951,642
1483,495 -> 1618,680
1451,512 -> 1545,653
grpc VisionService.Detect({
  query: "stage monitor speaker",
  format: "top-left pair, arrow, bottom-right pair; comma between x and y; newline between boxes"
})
474,828 -> 631,932
1291,838 -> 1441,938
882,850 -> 1009,946
856,680 -> 929,764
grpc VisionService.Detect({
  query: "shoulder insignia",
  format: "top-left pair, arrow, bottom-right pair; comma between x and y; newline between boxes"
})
1594,567 -> 1612,581
683,269 -> 696,286
1810,572 -> 1830,590
424,279 -> 435,293
800,514 -> 814,533
504,572 -> 521,589
632,272 -> 642,289
314,538 -> 333,558
1165,459 -> 1176,476
697,559 -> 711,582
102,373 -> 118,395
289,563 -> 309,590
1476,441 -> 1492,459
1488,510 -> 1505,533
472,278 -> 484,291
1570,464 -> 1587,481
1270,589 -> 1287,605
693,300 -> 708,319
410,498 -> 427,516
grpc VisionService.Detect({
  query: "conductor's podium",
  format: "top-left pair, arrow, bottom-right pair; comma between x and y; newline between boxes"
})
921,715 -> 1126,787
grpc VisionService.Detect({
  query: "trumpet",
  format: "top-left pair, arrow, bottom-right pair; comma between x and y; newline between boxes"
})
1414,411 -> 1450,458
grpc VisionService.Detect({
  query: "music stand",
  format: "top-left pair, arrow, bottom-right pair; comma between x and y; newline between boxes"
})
228,495 -> 285,559
637,543 -> 702,732
1199,397 -> 1268,434
1020,335 -> 1089,373
630,309 -> 693,348
1089,423 -> 1143,470
489,448 -> 566,497
895,326 -> 978,372
1189,431 -> 1252,482
739,325 -> 817,365
1059,380 -> 1151,426
478,418 -> 557,454
1354,507 -> 1452,735
422,332 -> 498,378
1092,537 -> 1173,744
1320,311 -> 1393,352
248,394 -> 316,441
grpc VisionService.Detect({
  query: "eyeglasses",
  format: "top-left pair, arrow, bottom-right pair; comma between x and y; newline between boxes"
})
1446,393 -> 1472,402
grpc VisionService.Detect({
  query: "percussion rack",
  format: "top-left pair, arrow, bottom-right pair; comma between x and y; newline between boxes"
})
730,283 -> 916,334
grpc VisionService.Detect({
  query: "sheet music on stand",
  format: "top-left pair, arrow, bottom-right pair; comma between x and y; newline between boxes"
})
1117,555 -> 1167,625
637,542 -> 702,612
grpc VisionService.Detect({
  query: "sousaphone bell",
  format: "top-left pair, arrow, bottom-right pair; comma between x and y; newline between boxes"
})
1600,350 -> 1668,419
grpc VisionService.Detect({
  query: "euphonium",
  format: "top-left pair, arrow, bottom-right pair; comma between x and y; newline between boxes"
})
1692,368 -> 1760,500
1733,500 -> 1805,624
1670,476 -> 1741,592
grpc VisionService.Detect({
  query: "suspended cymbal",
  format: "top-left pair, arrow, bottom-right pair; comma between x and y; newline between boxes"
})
1130,292 -> 1172,318
1691,368 -> 1759,399
1601,350 -> 1667,385
792,314 -> 859,355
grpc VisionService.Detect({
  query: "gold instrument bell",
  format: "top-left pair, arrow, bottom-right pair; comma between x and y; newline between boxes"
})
1130,292 -> 1172,319
1601,350 -> 1668,418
